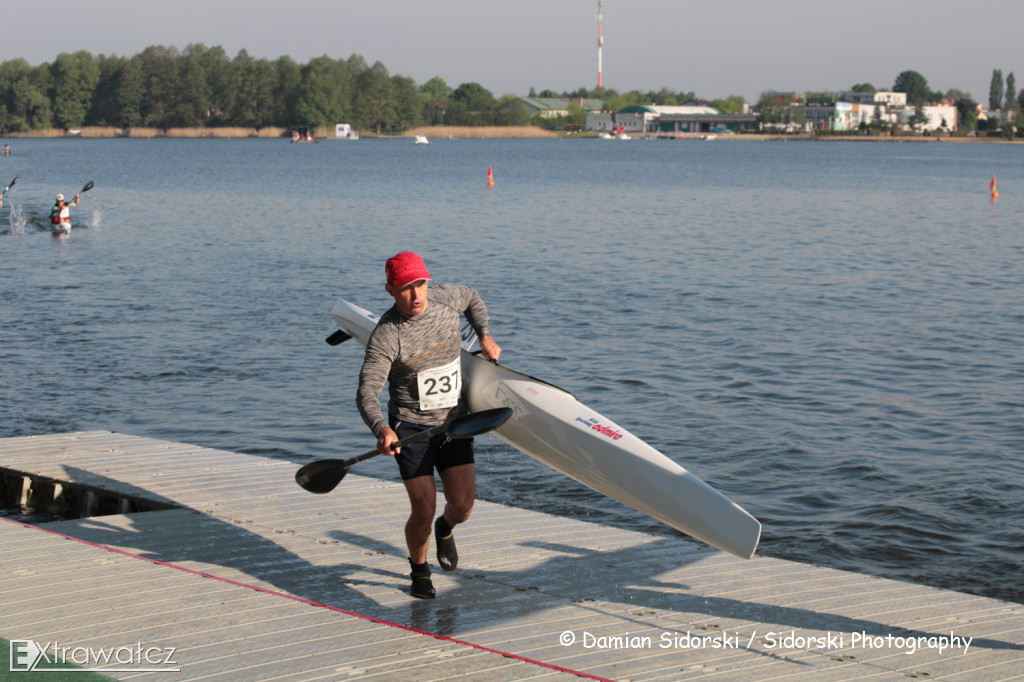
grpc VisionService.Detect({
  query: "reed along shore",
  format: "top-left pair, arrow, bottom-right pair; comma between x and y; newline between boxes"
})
4,125 -> 1016,142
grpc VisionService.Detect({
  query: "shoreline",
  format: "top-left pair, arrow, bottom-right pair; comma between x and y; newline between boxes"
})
3,125 -> 1020,143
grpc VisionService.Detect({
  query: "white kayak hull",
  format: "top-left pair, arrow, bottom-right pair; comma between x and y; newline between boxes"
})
331,298 -> 761,559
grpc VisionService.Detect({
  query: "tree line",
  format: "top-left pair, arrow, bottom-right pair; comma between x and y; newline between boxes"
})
1,44 -> 756,135
3,48 -> 1017,136
0,44 -> 542,134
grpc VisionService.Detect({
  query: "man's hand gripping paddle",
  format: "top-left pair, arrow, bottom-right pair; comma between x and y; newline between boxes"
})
294,407 -> 513,494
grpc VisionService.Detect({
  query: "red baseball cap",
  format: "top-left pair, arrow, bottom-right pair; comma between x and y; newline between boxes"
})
385,252 -> 431,288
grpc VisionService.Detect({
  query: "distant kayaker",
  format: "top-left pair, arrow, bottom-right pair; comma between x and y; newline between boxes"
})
2,144 -> 10,156
356,251 -> 502,599
50,192 -> 80,234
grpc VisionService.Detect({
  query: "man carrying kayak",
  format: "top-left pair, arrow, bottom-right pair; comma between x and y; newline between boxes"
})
356,251 -> 502,598
50,192 -> 80,234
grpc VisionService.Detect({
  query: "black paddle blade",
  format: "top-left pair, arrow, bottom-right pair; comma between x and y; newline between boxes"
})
295,459 -> 352,494
325,330 -> 352,346
447,406 -> 514,438
81,180 -> 94,193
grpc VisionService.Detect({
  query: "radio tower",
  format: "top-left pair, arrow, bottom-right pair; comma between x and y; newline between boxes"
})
596,0 -> 604,89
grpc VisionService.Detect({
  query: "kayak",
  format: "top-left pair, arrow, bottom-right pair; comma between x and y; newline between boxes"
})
330,298 -> 761,559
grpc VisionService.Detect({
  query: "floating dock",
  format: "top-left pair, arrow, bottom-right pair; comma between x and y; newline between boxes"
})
1,431 -> 1022,680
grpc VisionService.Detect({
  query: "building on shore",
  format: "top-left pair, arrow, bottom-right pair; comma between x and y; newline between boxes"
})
517,97 -> 606,119
586,104 -> 757,135
779,91 -> 958,133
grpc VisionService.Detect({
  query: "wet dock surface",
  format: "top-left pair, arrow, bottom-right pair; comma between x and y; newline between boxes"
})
2,431 -> 1022,680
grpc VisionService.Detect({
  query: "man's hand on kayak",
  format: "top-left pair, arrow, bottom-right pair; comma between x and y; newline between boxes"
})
479,335 -> 501,363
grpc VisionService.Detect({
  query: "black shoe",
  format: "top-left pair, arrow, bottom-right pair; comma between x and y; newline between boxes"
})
434,516 -> 458,572
409,559 -> 435,599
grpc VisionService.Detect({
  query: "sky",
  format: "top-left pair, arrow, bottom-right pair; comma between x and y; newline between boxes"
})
3,0 -> 1022,104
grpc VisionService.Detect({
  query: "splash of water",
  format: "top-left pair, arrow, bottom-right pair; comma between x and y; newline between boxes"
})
7,203 -> 27,235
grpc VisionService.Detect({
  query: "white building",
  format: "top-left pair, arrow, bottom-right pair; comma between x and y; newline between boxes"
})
586,104 -> 723,133
803,91 -> 956,133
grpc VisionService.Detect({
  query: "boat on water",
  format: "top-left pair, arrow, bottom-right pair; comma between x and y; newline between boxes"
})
334,124 -> 359,140
414,135 -> 430,145
327,298 -> 762,559
289,126 -> 319,143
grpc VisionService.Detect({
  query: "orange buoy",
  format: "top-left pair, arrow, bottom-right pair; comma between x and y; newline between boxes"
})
487,165 -> 494,187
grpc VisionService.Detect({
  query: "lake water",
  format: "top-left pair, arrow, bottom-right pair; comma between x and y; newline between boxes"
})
2,136 -> 1022,605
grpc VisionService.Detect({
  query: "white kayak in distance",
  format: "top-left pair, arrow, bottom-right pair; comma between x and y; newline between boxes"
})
329,298 -> 762,559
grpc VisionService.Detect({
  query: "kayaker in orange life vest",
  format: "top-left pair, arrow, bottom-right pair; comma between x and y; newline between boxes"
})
50,192 -> 80,233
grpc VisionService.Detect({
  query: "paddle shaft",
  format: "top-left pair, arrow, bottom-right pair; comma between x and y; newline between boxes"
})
58,181 -> 93,204
339,421 -> 448,468
294,407 -> 512,494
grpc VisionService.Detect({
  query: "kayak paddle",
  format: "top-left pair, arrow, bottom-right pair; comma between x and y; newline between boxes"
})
80,180 -> 94,193
295,407 -> 513,494
1,176 -> 16,198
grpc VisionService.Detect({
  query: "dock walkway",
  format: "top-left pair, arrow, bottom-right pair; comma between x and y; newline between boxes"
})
2,431 -> 1022,680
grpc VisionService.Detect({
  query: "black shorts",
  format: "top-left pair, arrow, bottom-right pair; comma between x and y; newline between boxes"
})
389,417 -> 475,481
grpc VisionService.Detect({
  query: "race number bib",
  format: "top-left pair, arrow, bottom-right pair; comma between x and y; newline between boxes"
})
417,357 -> 461,411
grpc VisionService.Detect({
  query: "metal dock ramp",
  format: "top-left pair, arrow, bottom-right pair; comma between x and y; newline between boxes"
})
2,431 -> 1022,680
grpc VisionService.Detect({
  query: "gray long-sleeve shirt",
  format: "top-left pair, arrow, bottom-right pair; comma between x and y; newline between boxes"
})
356,283 -> 491,437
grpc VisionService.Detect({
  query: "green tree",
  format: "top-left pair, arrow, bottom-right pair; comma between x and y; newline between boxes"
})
170,45 -> 209,127
989,69 -> 1003,111
1005,98 -> 1023,138
494,94 -> 531,126
851,82 -> 876,92
451,82 -> 495,109
602,90 -> 642,113
651,87 -> 678,105
447,82 -> 495,125
1005,72 -> 1016,110
566,100 -> 587,127
114,58 -> 144,128
231,50 -> 278,128
390,74 -> 422,130
909,103 -> 928,132
295,56 -> 353,127
949,92 -> 978,132
51,51 -> 100,129
137,45 -> 180,128
871,103 -> 887,133
87,54 -> 126,126
272,56 -> 303,125
709,95 -> 746,114
201,46 -> 237,126
755,91 -> 803,129
346,54 -> 369,79
353,61 -> 396,133
419,76 -> 452,125
0,59 -> 52,130
892,70 -> 930,106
